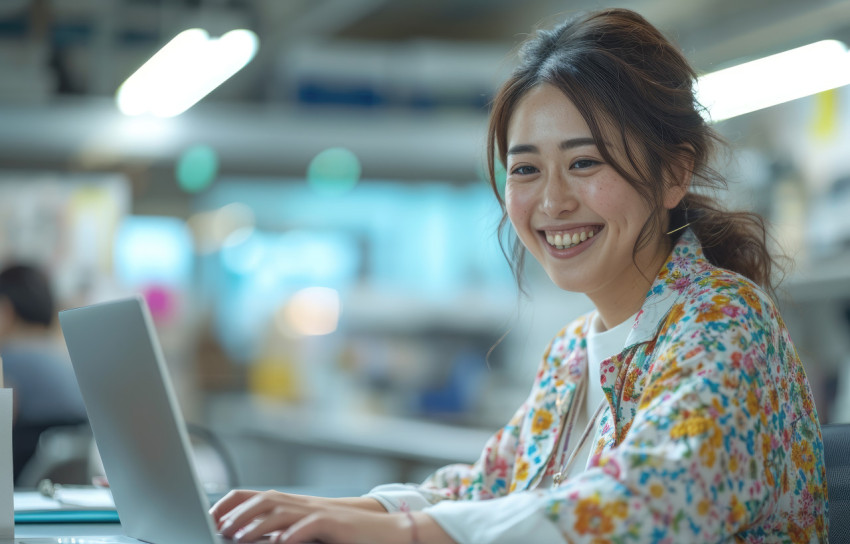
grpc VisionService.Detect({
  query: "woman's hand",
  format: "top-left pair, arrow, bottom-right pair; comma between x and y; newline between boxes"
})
213,489 -> 388,515
210,489 -> 456,543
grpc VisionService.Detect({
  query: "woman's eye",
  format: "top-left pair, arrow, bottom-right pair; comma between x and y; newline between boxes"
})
571,159 -> 599,169
511,165 -> 538,176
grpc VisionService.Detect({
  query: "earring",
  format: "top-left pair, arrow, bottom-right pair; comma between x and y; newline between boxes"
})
666,203 -> 691,236
666,222 -> 691,235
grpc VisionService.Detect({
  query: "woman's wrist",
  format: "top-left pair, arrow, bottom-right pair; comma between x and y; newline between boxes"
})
328,496 -> 388,512
402,510 -> 421,543
405,511 -> 455,544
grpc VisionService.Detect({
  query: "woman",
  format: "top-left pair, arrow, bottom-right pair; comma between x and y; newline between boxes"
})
211,8 -> 828,543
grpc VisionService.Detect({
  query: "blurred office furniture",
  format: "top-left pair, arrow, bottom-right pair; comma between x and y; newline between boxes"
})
186,423 -> 239,492
805,175 -> 850,260
206,393 -> 495,488
823,423 -> 850,543
83,423 -> 239,493
16,424 -> 93,487
781,262 -> 850,422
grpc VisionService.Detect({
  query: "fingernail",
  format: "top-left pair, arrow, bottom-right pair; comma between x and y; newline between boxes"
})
234,529 -> 246,542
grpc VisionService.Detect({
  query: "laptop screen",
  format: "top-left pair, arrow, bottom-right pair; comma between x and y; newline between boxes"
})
59,297 -> 220,544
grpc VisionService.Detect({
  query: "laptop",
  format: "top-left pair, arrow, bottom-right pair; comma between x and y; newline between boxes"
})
56,296 -> 267,544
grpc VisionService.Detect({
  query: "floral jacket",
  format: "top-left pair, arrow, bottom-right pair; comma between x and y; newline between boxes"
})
367,230 -> 828,543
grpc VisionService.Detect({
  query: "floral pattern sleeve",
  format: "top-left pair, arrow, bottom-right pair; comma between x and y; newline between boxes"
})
418,399 -> 530,501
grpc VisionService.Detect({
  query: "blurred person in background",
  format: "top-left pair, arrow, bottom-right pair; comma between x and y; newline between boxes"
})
0,263 -> 88,482
209,8 -> 827,543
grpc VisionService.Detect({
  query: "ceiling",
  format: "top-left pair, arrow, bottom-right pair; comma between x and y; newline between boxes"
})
1,0 -> 850,184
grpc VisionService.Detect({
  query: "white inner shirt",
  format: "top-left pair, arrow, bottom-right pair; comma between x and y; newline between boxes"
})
550,311 -> 637,483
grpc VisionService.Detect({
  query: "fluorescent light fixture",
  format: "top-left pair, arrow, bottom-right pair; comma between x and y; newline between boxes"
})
696,40 -> 850,122
116,28 -> 259,118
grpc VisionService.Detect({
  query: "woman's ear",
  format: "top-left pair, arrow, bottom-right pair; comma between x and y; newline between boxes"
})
663,145 -> 695,209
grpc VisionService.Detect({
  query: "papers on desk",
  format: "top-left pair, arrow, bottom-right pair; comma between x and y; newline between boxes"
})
14,488 -> 119,523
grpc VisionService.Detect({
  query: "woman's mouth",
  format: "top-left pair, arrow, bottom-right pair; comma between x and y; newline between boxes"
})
543,226 -> 603,250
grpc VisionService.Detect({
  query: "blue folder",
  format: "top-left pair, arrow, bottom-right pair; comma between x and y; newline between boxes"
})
15,509 -> 120,524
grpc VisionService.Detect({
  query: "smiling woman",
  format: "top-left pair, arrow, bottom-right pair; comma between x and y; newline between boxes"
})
208,8 -> 828,544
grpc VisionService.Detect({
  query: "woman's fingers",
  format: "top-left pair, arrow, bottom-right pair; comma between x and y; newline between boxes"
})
211,492 -> 400,543
231,507 -> 302,542
219,492 -> 285,538
227,516 -> 268,542
209,489 -> 259,523
218,492 -> 322,540
276,510 -> 401,544
275,512 -> 330,544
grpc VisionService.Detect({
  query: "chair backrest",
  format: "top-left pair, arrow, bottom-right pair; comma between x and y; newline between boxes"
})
16,424 -> 94,487
823,423 -> 850,543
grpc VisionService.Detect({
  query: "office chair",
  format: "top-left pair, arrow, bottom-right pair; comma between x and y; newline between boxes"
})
82,422 -> 239,493
16,424 -> 94,487
186,423 -> 240,491
823,423 -> 850,543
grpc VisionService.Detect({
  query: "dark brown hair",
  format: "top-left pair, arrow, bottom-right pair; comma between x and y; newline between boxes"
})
0,263 -> 55,327
487,8 -> 780,296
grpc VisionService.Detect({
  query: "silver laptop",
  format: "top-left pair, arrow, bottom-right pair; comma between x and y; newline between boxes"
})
57,296 -> 253,544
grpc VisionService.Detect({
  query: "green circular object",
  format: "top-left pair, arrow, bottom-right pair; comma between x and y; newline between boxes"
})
307,147 -> 361,196
177,145 -> 219,193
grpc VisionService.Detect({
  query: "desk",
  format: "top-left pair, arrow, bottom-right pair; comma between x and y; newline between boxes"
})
15,522 -> 126,538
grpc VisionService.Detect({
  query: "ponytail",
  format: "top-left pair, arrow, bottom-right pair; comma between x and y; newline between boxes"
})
669,192 -> 784,298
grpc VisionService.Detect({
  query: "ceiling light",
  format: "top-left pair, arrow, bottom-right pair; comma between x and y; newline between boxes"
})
696,40 -> 850,122
116,28 -> 259,118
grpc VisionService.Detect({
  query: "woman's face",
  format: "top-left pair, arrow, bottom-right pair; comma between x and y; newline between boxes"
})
504,84 -> 679,322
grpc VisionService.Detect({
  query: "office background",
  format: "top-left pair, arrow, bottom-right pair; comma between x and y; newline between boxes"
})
2,0 -> 850,491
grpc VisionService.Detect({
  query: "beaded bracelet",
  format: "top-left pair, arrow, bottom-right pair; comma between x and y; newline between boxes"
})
404,510 -> 421,544
399,502 -> 421,544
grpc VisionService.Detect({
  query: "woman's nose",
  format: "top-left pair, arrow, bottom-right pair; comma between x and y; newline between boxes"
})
540,171 -> 578,217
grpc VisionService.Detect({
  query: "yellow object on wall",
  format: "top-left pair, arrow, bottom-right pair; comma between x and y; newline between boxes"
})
811,88 -> 840,141
249,355 -> 303,403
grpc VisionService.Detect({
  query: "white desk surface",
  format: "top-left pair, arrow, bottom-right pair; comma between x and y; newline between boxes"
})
15,522 -> 125,537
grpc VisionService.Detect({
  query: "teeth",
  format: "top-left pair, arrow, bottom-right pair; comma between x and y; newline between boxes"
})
544,228 -> 598,249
